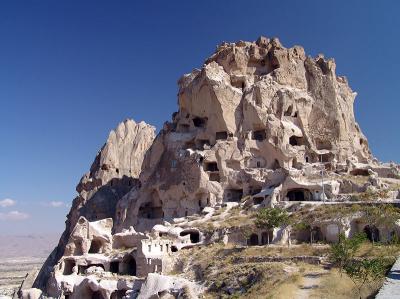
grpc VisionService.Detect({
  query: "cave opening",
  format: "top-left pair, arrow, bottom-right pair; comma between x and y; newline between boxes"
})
110,261 -> 119,274
252,130 -> 267,141
204,162 -> 219,172
248,233 -> 259,246
216,131 -> 228,140
63,260 -> 75,275
180,230 -> 200,243
120,255 -> 136,276
192,117 -> 207,128
286,189 -> 313,201
89,239 -> 103,254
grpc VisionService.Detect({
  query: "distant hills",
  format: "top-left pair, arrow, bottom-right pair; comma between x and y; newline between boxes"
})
0,234 -> 59,258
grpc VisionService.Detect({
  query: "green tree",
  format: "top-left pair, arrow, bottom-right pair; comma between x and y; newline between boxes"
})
254,207 -> 289,245
330,233 -> 392,298
344,258 -> 390,299
287,215 -> 311,247
330,233 -> 366,275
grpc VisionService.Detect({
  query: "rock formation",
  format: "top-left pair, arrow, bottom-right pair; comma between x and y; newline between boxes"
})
114,36 -> 374,233
20,37 -> 400,299
29,119 -> 155,297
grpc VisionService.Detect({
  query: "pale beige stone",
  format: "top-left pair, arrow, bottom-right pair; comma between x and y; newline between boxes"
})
28,37 -> 400,299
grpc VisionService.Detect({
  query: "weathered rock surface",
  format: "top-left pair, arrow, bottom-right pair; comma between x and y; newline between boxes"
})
25,37 -> 400,299
31,119 -> 155,295
114,37 -> 374,232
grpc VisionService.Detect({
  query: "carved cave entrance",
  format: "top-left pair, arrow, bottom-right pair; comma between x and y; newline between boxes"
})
204,162 -> 219,172
138,191 -> 164,219
289,136 -> 304,146
110,261 -> 119,274
120,255 -> 136,276
225,189 -> 243,202
63,260 -> 75,275
180,230 -> 200,243
287,189 -> 313,201
364,225 -> 380,243
89,239 -> 103,254
248,233 -> 259,246
192,117 -> 207,128
252,130 -> 267,141
253,196 -> 264,205
216,131 -> 228,140
311,227 -> 323,243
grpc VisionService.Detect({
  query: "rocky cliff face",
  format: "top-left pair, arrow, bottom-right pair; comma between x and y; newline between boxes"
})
32,119 -> 155,293
24,37 -> 400,299
72,119 -> 155,225
114,37 -> 372,233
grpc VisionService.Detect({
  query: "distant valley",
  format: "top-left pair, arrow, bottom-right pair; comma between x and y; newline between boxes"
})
0,234 -> 59,297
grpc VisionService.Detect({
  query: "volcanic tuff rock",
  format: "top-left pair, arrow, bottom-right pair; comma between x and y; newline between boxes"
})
71,119 -> 155,233
114,36 -> 372,232
31,119 -> 155,293
23,37 -> 400,299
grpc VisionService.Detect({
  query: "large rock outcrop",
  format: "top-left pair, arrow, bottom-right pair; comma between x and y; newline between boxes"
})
32,119 -> 155,292
26,37 -> 400,299
114,37 -> 372,232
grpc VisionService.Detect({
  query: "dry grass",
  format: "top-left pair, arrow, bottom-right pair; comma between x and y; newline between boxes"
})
240,244 -> 330,258
219,211 -> 254,230
244,271 -> 301,299
351,189 -> 391,201
289,203 -> 361,224
343,174 -> 370,185
311,268 -> 382,299
175,243 -> 302,298
212,206 -> 226,216
194,206 -> 255,233
290,203 -> 400,225
177,202 -> 400,298
269,262 -> 384,299
175,242 -> 394,298
381,178 -> 400,190
355,242 -> 400,259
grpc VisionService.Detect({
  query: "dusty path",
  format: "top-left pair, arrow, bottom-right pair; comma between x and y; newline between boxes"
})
295,269 -> 329,299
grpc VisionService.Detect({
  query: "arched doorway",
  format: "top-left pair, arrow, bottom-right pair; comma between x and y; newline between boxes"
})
89,239 -> 103,254
364,225 -> 380,242
311,227 -> 323,243
248,233 -> 259,246
120,255 -> 136,276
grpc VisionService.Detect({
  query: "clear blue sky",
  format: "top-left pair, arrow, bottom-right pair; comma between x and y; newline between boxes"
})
0,1 -> 399,235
